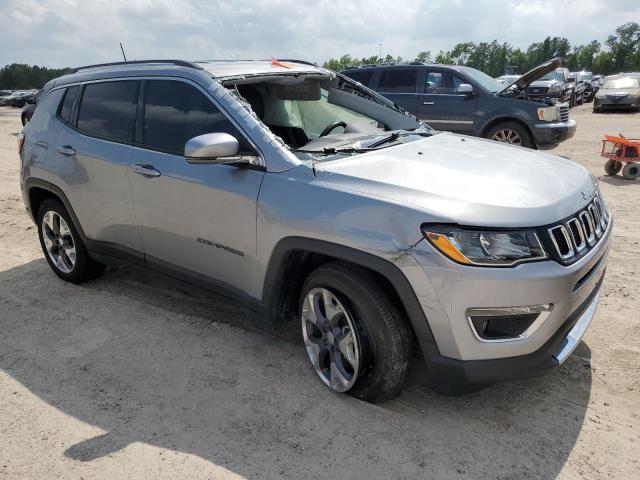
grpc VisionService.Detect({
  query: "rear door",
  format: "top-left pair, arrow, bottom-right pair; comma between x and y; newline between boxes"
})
127,79 -> 264,295
374,67 -> 419,116
418,69 -> 477,133
55,80 -> 142,252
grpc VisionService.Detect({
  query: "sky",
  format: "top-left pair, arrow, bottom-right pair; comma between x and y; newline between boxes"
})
2,0 -> 640,68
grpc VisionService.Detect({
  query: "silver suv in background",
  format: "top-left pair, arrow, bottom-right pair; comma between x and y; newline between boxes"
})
19,59 -> 611,400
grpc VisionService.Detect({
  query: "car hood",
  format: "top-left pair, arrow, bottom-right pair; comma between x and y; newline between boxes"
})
597,88 -> 640,98
314,132 -> 596,228
499,58 -> 562,94
528,79 -> 560,88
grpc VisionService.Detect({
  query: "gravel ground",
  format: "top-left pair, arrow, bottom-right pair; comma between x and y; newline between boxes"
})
1,104 -> 639,480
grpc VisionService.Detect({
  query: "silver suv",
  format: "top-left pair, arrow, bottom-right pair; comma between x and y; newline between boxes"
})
19,59 -> 612,401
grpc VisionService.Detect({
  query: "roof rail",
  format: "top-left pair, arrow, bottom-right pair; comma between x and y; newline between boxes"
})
68,59 -> 203,74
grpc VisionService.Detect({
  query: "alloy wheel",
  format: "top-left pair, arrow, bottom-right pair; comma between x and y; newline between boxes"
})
41,211 -> 76,273
301,287 -> 361,392
491,128 -> 522,145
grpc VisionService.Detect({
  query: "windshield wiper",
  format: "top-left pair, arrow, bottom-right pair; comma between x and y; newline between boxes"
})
367,132 -> 401,148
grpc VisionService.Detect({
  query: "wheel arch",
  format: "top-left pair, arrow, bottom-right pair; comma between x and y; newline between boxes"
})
262,237 -> 436,347
24,178 -> 87,240
481,116 -> 534,144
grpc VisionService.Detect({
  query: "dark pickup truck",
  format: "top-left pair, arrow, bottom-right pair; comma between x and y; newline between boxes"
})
342,58 -> 576,149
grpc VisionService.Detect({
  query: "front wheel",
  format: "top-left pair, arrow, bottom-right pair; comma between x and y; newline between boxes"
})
300,262 -> 411,402
485,121 -> 532,148
37,198 -> 105,283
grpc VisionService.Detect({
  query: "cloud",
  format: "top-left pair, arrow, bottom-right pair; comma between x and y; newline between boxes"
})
1,0 -> 639,67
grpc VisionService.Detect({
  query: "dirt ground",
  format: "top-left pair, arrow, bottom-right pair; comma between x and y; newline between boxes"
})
1,104 -> 638,480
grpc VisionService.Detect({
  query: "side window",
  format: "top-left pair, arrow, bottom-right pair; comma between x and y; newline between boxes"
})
142,80 -> 253,155
425,71 -> 468,94
377,69 -> 417,93
425,72 -> 444,93
344,70 -> 374,87
58,85 -> 79,123
77,81 -> 140,143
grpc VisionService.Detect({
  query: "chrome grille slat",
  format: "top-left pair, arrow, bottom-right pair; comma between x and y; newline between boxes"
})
559,104 -> 569,123
568,218 -> 586,252
547,194 -> 609,263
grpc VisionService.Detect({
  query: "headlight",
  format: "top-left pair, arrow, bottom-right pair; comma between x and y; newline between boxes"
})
537,106 -> 559,122
548,84 -> 561,94
422,225 -> 547,267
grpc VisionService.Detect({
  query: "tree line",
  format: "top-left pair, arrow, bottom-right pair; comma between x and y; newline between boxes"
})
0,63 -> 70,90
323,22 -> 640,77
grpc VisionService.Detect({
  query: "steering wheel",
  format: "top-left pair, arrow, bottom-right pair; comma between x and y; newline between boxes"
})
319,121 -> 347,137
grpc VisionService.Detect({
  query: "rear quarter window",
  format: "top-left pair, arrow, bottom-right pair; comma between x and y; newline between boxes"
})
77,81 -> 140,143
343,70 -> 374,87
57,85 -> 79,123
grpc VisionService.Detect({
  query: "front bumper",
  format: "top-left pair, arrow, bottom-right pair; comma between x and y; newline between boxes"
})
404,216 -> 611,385
594,98 -> 640,110
421,277 -> 602,385
532,118 -> 576,145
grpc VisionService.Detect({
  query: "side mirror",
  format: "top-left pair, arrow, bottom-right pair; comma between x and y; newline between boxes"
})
456,83 -> 474,95
185,133 -> 244,164
26,97 -> 35,105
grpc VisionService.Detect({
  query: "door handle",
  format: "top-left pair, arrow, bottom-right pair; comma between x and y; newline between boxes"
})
35,140 -> 48,149
422,101 -> 435,105
57,145 -> 76,156
132,164 -> 161,178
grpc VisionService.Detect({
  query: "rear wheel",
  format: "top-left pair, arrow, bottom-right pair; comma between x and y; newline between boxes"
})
604,160 -> 623,176
622,162 -> 640,180
300,262 -> 411,402
37,198 -> 105,283
485,121 -> 532,148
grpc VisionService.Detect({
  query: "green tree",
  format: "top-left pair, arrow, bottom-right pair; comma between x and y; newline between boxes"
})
414,51 -> 432,63
0,64 -> 70,89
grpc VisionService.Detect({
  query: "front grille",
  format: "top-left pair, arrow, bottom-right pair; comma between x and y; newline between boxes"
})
559,104 -> 569,122
545,194 -> 609,264
527,86 -> 549,95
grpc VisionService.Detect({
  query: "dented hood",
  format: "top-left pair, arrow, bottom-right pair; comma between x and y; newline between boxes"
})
498,57 -> 562,94
313,132 -> 596,228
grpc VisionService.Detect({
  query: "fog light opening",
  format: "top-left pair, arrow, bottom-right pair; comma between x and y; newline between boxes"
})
466,304 -> 553,342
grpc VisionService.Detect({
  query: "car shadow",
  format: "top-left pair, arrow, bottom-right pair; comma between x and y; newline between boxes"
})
0,259 -> 592,479
597,174 -> 638,186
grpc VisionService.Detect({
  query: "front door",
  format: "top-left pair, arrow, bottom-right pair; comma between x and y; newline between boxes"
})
418,70 -> 477,133
127,79 -> 264,295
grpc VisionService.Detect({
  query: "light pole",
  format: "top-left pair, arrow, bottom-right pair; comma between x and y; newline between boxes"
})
378,43 -> 382,62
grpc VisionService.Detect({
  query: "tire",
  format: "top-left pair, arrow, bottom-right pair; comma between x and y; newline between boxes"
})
299,261 -> 411,402
570,94 -> 575,108
593,107 -> 600,114
622,162 -> 640,180
21,113 -> 27,126
604,160 -> 623,176
485,121 -> 532,148
37,198 -> 105,283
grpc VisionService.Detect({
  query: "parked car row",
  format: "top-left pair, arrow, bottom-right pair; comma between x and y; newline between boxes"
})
0,89 -> 37,108
343,57 -> 575,149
